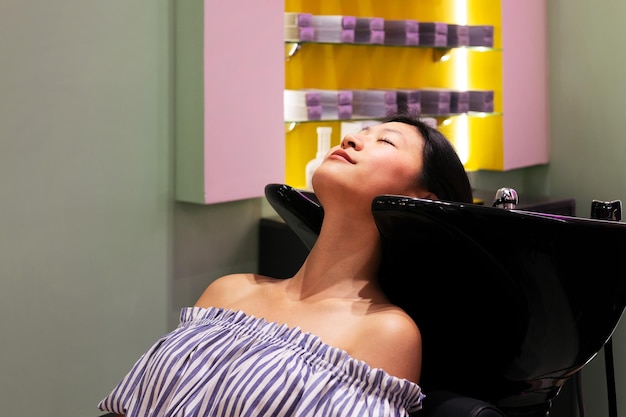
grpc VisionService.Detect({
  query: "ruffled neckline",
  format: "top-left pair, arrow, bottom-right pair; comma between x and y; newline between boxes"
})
177,306 -> 424,412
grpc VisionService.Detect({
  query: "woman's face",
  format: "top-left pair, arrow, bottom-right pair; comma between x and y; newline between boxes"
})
312,121 -> 433,205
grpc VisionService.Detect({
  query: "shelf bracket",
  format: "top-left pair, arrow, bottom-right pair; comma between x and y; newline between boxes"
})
432,48 -> 452,62
285,122 -> 298,132
285,42 -> 301,61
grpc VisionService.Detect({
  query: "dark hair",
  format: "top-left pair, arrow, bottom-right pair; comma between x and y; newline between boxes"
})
383,113 -> 473,204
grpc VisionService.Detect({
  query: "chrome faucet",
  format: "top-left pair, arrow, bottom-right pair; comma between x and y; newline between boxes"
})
590,199 -> 622,221
493,187 -> 519,210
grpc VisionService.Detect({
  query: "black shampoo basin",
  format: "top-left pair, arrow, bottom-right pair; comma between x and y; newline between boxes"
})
371,195 -> 626,411
265,184 -> 626,413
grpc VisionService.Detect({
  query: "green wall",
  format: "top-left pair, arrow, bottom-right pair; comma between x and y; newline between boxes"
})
0,1 -> 623,416
0,2 -> 264,415
0,1 -> 172,415
546,1 -> 626,416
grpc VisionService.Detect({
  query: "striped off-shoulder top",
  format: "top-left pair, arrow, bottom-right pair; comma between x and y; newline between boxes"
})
98,306 -> 424,417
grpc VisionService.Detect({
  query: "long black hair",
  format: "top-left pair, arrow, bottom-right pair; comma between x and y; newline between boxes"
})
382,113 -> 473,204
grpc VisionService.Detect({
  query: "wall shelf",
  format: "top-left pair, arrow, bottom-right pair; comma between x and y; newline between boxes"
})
174,0 -> 548,204
284,112 -> 503,126
284,0 -> 548,189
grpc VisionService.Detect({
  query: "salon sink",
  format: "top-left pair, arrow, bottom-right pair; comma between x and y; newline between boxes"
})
264,184 -> 626,416
371,194 -> 626,414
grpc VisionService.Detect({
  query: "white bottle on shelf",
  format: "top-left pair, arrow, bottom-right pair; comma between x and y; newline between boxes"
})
305,126 -> 332,191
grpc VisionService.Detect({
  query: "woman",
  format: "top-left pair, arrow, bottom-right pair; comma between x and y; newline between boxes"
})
98,113 -> 473,417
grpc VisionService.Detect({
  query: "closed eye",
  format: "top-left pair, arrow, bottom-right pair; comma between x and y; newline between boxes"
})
378,137 -> 395,146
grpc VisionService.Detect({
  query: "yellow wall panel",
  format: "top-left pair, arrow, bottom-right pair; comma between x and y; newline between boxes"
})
285,0 -> 504,187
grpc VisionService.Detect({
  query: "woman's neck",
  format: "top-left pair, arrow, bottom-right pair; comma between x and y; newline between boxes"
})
288,212 -> 383,301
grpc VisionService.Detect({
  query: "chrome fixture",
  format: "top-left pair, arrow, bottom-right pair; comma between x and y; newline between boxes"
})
492,187 -> 519,209
590,199 -> 622,221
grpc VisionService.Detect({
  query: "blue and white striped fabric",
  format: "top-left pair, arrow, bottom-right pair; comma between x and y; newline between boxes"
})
98,306 -> 424,417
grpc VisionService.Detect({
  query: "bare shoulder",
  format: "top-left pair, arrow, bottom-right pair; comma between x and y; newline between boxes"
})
351,306 -> 422,383
194,273 -> 277,308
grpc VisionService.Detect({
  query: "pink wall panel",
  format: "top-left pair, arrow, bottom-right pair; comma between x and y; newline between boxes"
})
502,0 -> 550,169
202,0 -> 285,203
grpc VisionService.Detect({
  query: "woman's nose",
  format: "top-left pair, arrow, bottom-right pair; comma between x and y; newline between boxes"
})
341,134 -> 361,150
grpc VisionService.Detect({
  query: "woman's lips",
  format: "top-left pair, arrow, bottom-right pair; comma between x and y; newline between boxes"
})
329,149 -> 354,163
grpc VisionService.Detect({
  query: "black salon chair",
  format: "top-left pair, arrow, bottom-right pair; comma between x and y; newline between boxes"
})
265,183 -> 626,417
421,391 -> 508,417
